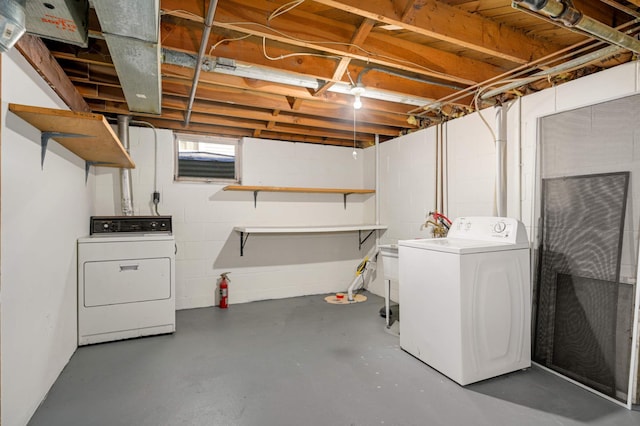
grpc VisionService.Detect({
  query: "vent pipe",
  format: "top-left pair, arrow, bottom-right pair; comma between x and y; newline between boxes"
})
514,0 -> 640,54
118,115 -> 134,216
184,0 -> 218,126
495,106 -> 507,217
0,0 -> 26,53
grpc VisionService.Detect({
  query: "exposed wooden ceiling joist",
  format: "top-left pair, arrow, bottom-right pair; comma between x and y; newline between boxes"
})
19,0 -> 635,147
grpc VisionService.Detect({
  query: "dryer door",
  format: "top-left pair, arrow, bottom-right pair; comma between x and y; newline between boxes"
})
82,257 -> 171,307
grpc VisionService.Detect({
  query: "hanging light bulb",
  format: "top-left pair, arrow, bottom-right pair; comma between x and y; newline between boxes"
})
353,93 -> 362,110
350,86 -> 365,110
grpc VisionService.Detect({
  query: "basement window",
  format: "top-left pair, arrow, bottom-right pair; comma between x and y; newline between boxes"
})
174,133 -> 241,183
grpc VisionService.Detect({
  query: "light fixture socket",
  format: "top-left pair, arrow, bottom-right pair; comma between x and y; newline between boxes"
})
350,86 -> 365,110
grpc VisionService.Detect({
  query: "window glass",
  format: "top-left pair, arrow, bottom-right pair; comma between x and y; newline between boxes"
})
175,133 -> 241,183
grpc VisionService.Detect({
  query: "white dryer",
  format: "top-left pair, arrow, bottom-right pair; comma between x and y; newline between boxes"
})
78,233 -> 175,346
399,216 -> 530,385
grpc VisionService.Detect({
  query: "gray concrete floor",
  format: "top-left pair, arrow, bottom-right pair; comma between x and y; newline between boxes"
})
29,292 -> 640,426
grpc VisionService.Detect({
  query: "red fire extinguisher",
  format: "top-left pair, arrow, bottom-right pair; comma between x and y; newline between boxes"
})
219,272 -> 230,309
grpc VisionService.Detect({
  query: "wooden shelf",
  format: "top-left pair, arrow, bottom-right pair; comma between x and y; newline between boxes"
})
224,185 -> 375,195
9,103 -> 135,168
233,224 -> 387,256
223,185 -> 375,208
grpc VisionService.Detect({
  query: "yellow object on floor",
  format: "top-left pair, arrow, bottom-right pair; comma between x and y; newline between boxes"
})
324,293 -> 367,304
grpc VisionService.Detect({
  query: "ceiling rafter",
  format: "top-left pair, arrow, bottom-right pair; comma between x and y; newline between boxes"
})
161,0 -> 505,84
312,17 -> 376,96
311,0 -> 562,63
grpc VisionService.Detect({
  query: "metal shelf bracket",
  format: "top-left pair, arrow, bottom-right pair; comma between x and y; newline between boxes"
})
358,229 -> 376,250
41,131 -> 90,169
240,231 -> 250,256
85,161 -> 115,183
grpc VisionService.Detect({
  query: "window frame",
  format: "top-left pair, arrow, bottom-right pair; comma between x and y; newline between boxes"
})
173,133 -> 242,184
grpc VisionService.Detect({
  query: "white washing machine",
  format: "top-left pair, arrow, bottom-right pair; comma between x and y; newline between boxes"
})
398,216 -> 530,385
78,233 -> 175,346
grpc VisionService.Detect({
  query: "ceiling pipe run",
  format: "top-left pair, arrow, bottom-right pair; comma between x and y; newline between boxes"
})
184,0 -> 218,126
356,67 -> 466,92
513,0 -> 640,54
480,43 -> 623,100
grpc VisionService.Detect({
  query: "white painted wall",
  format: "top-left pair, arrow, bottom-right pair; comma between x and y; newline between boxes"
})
1,50 -> 93,425
366,129 -> 437,300
444,111 -> 497,219
94,133 -> 372,308
366,61 -> 640,303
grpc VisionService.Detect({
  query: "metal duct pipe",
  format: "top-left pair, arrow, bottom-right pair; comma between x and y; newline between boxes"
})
356,66 -> 466,91
514,0 -> 640,54
184,0 -> 218,126
481,43 -> 622,100
118,115 -> 134,216
495,107 -> 507,217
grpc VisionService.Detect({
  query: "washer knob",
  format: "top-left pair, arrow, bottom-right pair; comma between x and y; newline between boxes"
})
493,221 -> 506,233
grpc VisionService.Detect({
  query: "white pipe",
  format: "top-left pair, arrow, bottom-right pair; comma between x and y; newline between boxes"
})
516,98 -> 522,221
443,123 -> 449,216
495,106 -> 507,217
118,115 -> 134,216
435,125 -> 440,213
375,134 -> 380,226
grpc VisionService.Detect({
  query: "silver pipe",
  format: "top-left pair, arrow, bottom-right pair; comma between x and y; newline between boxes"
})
118,115 -> 134,216
356,66 -> 466,91
481,43 -> 622,100
184,0 -> 218,126
495,107 -> 507,217
514,0 -> 640,54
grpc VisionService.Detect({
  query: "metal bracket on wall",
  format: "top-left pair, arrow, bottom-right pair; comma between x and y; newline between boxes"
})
240,231 -> 250,256
253,191 -> 259,208
85,161 -> 116,183
41,131 -> 90,169
358,229 -> 375,250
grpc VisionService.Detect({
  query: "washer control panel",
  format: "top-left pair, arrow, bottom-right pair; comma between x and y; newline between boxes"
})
448,216 -> 527,244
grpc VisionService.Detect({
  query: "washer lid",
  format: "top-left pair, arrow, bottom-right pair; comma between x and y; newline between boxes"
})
398,237 -> 529,254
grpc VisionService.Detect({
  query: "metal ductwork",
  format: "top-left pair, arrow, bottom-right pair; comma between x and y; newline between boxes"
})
514,0 -> 640,54
92,0 -> 161,114
0,0 -> 26,53
24,0 -> 88,47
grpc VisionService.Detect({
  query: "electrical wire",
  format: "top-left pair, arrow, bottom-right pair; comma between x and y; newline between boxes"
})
222,21 -> 458,80
162,8 -> 469,83
208,34 -> 252,55
261,37 -> 342,61
130,120 -> 161,216
268,0 -> 305,22
415,18 -> 640,116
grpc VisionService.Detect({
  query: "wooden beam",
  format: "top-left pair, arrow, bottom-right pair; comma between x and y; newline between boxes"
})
15,35 -> 90,112
87,100 -> 380,143
161,0 -> 505,84
312,0 -> 560,63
